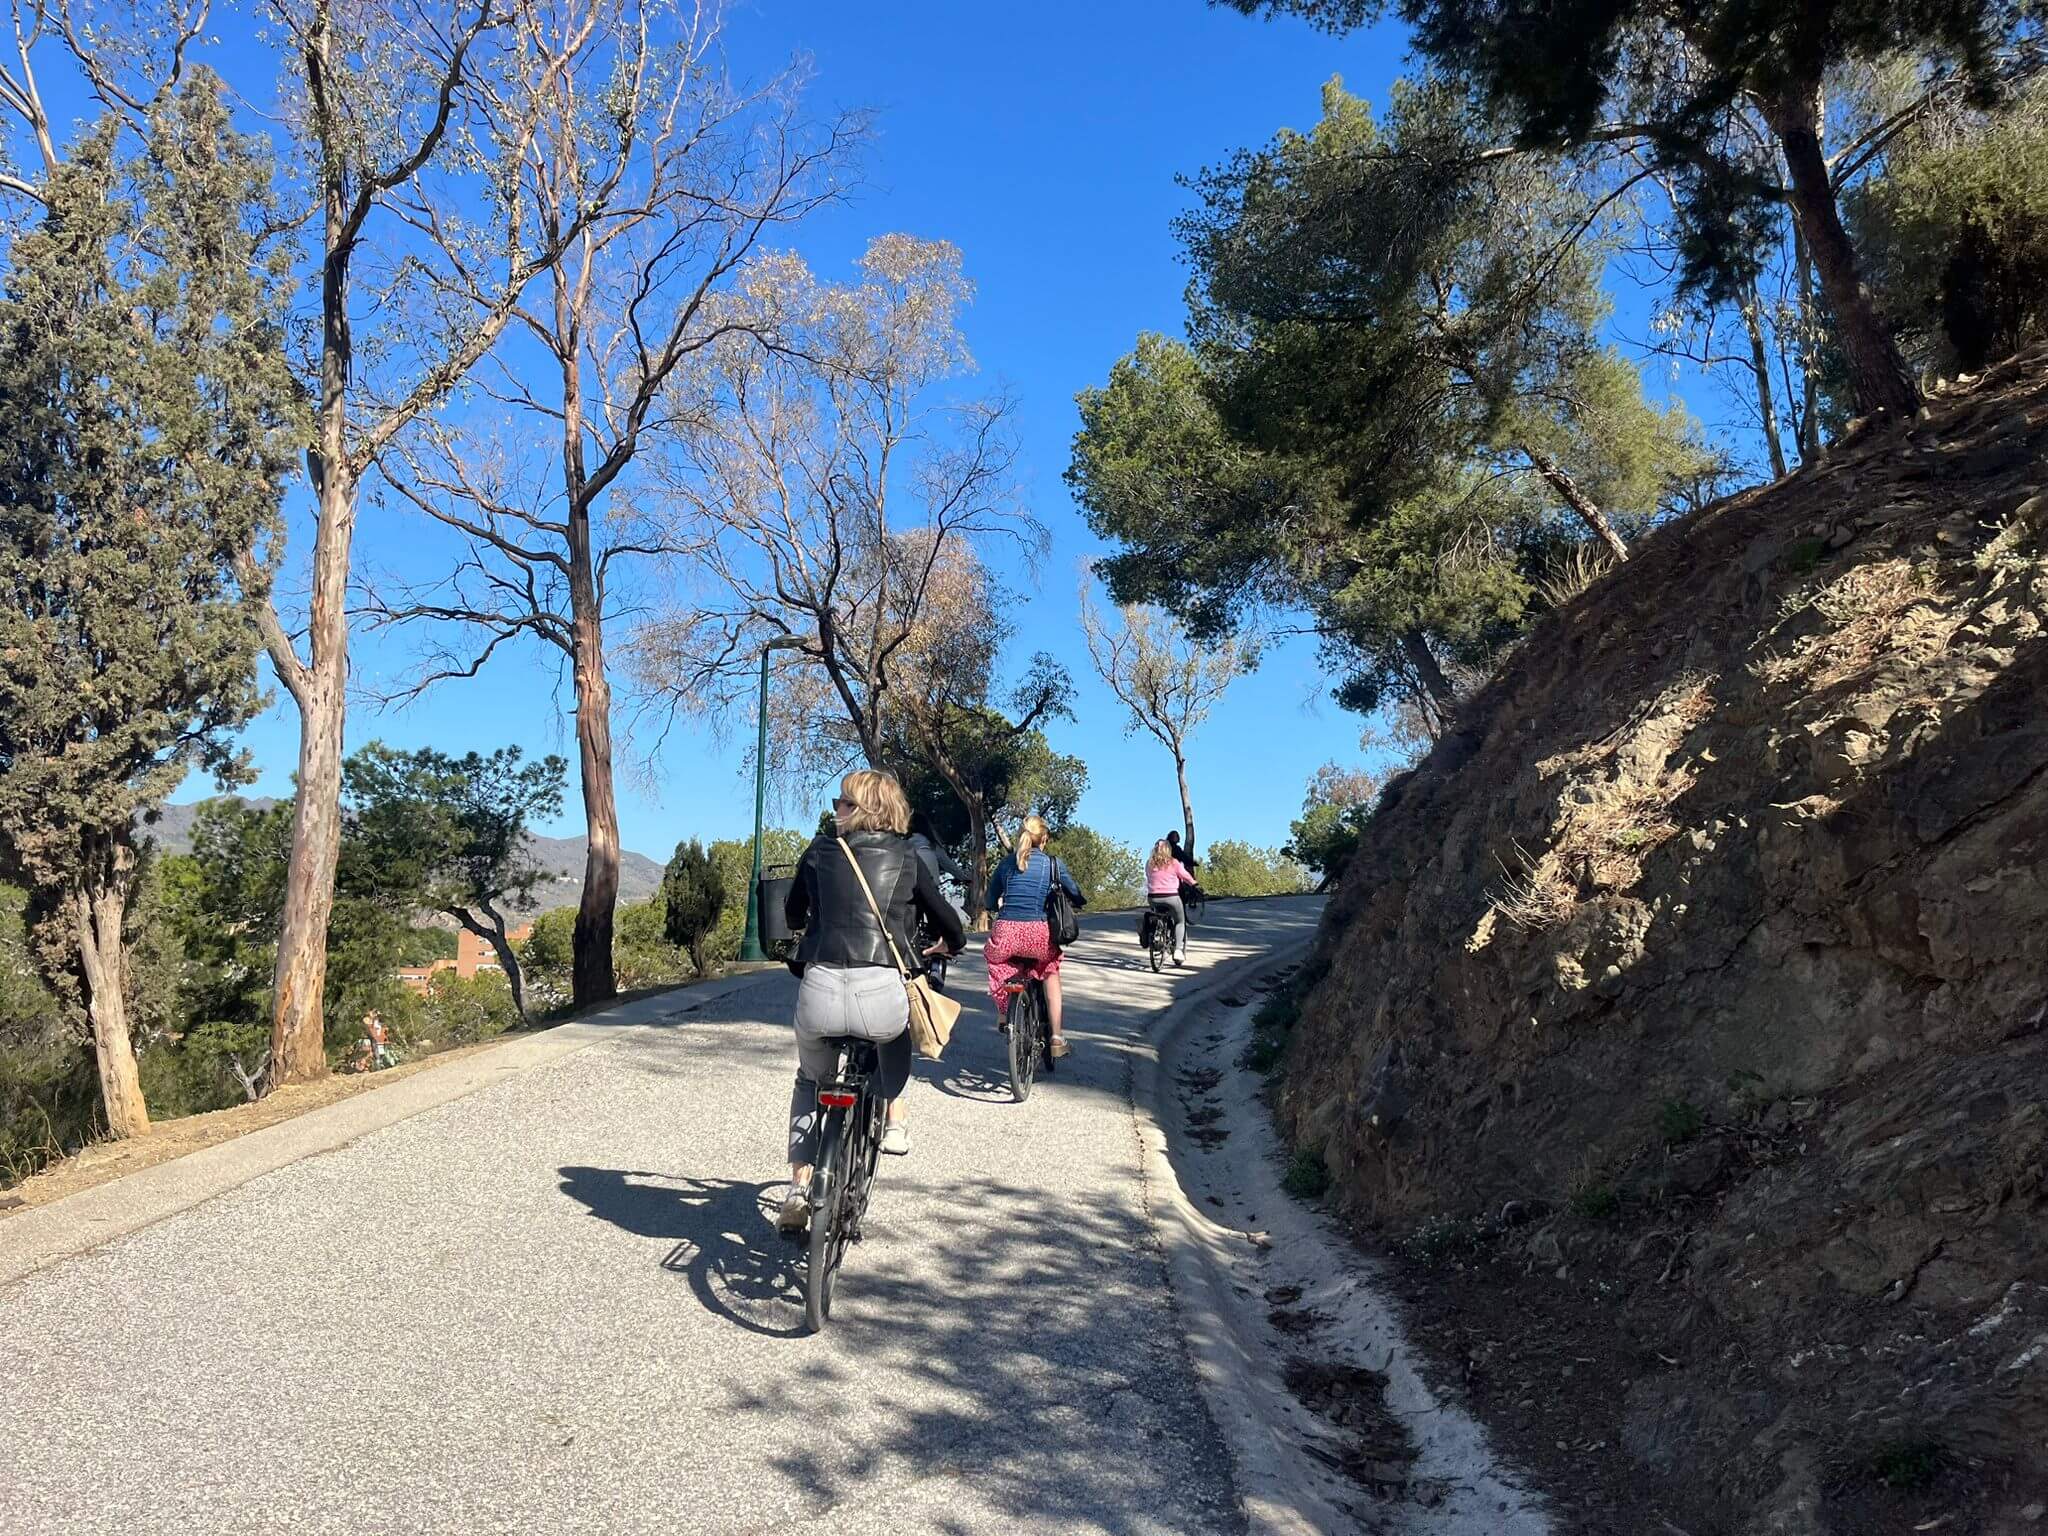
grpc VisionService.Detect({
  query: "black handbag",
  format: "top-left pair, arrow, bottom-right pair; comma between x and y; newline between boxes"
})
1044,857 -> 1081,947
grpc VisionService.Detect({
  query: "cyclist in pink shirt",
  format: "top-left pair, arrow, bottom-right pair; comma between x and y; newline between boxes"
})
1145,840 -> 1194,965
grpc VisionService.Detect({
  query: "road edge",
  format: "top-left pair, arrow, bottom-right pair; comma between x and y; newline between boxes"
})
1128,934 -> 1342,1536
0,969 -> 786,1288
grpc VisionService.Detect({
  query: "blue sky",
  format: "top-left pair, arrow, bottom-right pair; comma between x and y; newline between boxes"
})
176,1 -> 1697,860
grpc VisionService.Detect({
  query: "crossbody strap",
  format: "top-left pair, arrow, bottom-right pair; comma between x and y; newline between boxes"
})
836,837 -> 911,981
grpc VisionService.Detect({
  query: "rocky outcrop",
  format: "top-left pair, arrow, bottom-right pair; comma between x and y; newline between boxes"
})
1285,347 -> 2048,1529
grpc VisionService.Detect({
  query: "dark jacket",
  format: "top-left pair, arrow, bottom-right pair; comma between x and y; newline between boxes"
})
786,830 -> 966,971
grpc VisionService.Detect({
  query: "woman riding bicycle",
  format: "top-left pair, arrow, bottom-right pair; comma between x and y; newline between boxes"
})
777,769 -> 965,1234
984,814 -> 1084,1059
1146,839 -> 1195,966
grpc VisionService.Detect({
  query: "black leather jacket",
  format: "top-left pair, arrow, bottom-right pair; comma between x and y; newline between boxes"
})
785,830 -> 967,970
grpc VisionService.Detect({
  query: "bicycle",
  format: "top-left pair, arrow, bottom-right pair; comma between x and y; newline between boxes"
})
799,1036 -> 886,1333
1143,904 -> 1174,973
1001,974 -> 1055,1102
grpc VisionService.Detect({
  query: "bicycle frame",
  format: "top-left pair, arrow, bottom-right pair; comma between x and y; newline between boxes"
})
804,1039 -> 884,1331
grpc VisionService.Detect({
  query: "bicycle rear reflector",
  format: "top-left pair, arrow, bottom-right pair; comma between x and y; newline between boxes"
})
817,1089 -> 858,1108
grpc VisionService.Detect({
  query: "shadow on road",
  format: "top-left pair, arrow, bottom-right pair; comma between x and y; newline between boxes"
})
556,1166 -> 808,1340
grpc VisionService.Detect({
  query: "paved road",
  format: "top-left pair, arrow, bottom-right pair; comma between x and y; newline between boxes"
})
2,897 -> 1320,1536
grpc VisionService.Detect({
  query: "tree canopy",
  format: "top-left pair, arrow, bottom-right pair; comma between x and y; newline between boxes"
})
1215,0 -> 2042,414
342,745 -> 566,1021
0,75 -> 298,1136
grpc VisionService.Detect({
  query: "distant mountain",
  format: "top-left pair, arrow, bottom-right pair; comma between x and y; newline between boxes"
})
143,798 -> 665,914
141,798 -> 279,855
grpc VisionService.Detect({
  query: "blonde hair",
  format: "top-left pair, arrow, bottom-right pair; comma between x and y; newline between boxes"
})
1015,813 -> 1049,872
1148,839 -> 1175,872
837,769 -> 910,835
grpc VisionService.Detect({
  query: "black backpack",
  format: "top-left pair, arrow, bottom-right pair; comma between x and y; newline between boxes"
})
1044,857 -> 1081,947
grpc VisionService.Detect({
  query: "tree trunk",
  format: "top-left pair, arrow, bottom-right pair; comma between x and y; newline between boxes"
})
456,903 -> 527,1023
1740,285 -> 1790,479
267,10 -> 354,1088
966,802 -> 992,926
71,862 -> 147,1140
557,243 -> 619,1007
1401,629 -> 1457,736
1518,442 -> 1630,561
269,662 -> 346,1083
1172,748 -> 1195,861
571,620 -> 619,1007
1763,87 -> 1920,418
1795,228 -> 1823,464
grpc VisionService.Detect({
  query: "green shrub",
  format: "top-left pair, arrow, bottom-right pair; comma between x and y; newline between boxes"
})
1053,824 -> 1145,908
1401,1212 -> 1489,1267
1658,1098 -> 1706,1144
1201,839 -> 1315,898
421,971 -> 518,1046
1849,84 -> 2048,372
661,839 -> 727,978
610,894 -> 687,989
1569,1181 -> 1620,1222
1240,990 -> 1302,1073
1869,1440 -> 1946,1491
1283,1145 -> 1332,1199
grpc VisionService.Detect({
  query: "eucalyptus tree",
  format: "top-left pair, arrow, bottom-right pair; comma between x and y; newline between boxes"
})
634,235 -> 1045,772
369,1 -> 856,1004
252,0 -> 612,1083
1077,587 -> 1259,855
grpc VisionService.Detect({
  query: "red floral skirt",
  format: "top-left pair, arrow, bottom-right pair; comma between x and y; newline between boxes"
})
984,917 -> 1061,1004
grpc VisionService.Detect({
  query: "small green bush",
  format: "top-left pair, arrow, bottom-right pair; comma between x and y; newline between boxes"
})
422,971 -> 518,1046
1569,1181 -> 1620,1221
1869,1440 -> 1946,1491
1282,1145 -> 1332,1200
1658,1098 -> 1706,1144
661,838 -> 727,979
1240,989 -> 1301,1073
1401,1212 -> 1488,1267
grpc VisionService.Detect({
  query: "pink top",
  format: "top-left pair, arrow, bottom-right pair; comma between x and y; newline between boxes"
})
1147,859 -> 1194,896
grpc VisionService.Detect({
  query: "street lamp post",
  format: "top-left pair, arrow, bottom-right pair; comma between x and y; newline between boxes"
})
740,637 -> 801,962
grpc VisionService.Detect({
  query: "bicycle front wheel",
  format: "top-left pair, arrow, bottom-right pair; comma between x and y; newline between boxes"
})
1007,988 -> 1038,1103
805,1112 -> 847,1333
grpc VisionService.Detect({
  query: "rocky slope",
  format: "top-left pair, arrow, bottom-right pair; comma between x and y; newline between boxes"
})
1283,347 -> 2048,1532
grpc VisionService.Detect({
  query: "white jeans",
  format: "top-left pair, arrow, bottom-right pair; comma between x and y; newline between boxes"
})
788,964 -> 909,1165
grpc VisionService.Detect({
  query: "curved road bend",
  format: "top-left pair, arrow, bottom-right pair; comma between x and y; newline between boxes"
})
1,896 -> 1322,1536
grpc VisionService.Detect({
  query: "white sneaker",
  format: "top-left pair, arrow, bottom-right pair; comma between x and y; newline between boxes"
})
776,1187 -> 809,1234
880,1123 -> 911,1157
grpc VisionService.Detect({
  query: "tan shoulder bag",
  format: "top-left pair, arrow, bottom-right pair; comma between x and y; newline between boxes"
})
837,837 -> 961,1059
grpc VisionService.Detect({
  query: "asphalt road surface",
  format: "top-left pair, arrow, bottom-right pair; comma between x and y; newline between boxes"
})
2,897 -> 1322,1536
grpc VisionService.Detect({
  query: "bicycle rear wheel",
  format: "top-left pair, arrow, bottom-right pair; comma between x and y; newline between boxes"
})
805,1110 -> 847,1333
1007,987 -> 1038,1102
